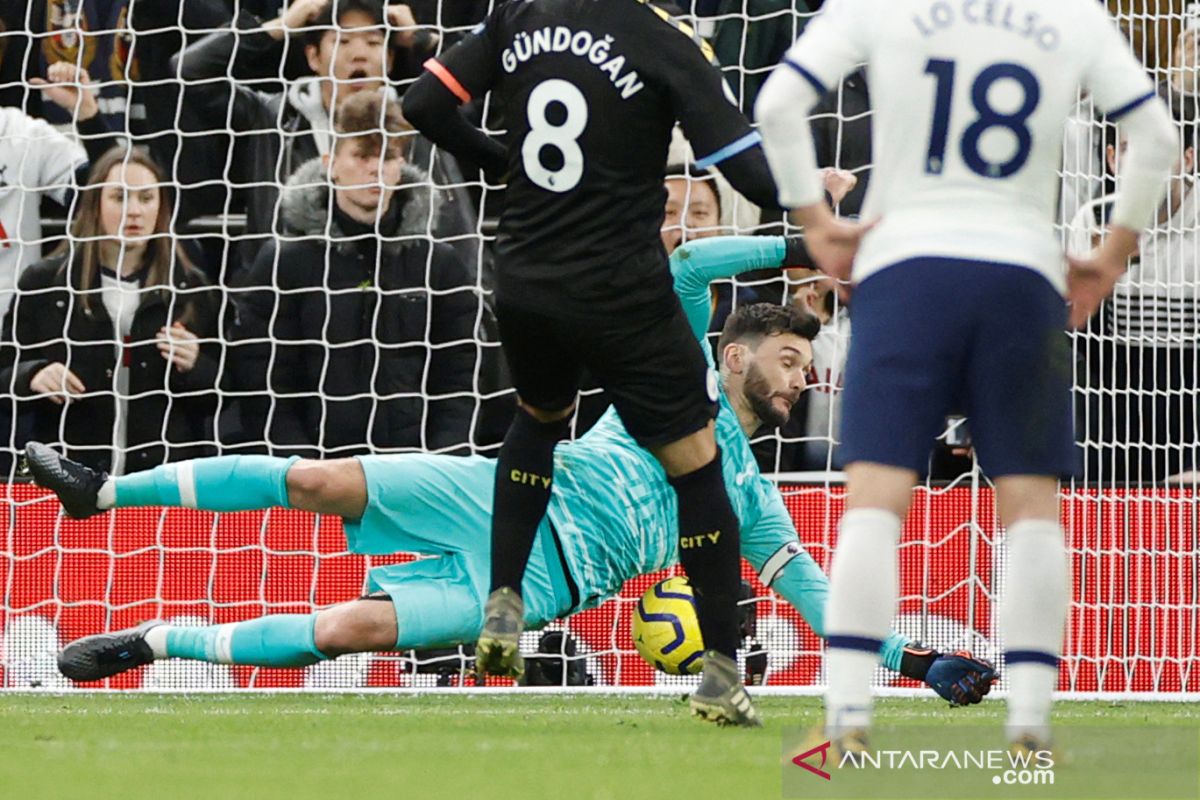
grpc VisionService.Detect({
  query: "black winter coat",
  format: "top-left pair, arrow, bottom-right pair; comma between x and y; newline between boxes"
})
230,159 -> 480,456
0,253 -> 222,473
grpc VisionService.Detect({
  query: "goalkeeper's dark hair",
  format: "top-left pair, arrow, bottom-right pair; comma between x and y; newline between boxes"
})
717,303 -> 821,355
303,0 -> 388,50
665,162 -> 723,221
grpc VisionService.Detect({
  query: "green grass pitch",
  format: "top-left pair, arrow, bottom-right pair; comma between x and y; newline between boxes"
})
2,695 -> 1197,800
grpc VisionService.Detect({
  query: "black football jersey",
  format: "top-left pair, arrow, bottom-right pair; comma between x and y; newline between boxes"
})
426,0 -> 763,313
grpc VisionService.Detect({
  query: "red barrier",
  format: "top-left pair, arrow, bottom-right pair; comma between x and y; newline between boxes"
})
1,483 -> 1196,691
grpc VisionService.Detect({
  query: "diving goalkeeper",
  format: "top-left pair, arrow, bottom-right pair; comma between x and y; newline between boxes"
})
34,236 -> 995,705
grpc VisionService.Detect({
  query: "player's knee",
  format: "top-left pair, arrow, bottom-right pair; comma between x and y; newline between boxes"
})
517,398 -> 574,425
286,459 -> 366,517
313,602 -> 396,656
654,423 -> 717,478
994,476 -> 1059,526
312,610 -> 355,657
286,460 -> 333,510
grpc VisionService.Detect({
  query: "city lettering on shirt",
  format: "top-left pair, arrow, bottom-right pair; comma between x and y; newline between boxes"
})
511,468 -> 552,489
501,27 -> 645,100
680,531 -> 722,549
912,0 -> 1061,51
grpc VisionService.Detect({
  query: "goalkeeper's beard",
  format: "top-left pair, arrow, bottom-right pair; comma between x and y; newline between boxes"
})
743,362 -> 795,428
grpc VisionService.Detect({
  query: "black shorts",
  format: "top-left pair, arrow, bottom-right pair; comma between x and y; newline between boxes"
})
494,297 -> 718,448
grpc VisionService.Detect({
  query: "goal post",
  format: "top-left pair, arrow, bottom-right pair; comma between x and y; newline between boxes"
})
0,2 -> 1197,696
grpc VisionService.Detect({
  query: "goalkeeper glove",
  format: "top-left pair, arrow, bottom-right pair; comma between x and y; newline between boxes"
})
782,235 -> 812,270
901,645 -> 998,706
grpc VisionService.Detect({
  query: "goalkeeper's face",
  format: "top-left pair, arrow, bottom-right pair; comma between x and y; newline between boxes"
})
733,333 -> 812,429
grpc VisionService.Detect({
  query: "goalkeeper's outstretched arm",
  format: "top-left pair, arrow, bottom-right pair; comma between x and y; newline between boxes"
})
670,234 -> 810,340
744,491 -> 996,705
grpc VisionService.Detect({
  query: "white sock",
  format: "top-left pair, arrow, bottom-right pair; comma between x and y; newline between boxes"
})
143,625 -> 170,659
1001,519 -> 1068,742
824,508 -> 902,735
96,479 -> 116,510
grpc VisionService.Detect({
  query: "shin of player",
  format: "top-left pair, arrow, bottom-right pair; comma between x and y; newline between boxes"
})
657,431 -> 744,667
481,399 -> 573,678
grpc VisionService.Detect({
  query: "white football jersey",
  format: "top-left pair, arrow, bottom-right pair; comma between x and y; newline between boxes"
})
0,108 -> 86,316
783,0 -> 1157,292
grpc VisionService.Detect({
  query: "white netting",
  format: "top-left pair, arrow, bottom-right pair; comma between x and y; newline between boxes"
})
0,1 -> 1197,695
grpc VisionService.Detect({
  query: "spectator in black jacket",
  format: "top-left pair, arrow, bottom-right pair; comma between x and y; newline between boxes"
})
0,146 -> 221,474
171,0 -> 478,273
230,90 -> 478,457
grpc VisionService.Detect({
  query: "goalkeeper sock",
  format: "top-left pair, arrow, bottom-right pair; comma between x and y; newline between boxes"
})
106,456 -> 299,511
489,407 -> 570,595
824,508 -> 901,735
150,614 -> 328,667
670,451 -> 742,661
1001,519 -> 1068,741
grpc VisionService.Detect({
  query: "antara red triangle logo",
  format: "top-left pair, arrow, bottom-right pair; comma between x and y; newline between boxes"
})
792,740 -> 833,781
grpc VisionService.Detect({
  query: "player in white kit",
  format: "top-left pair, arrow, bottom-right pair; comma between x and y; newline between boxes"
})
755,0 -> 1176,754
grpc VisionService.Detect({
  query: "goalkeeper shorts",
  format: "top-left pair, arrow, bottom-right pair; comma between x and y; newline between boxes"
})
345,453 -> 576,648
838,256 -> 1077,479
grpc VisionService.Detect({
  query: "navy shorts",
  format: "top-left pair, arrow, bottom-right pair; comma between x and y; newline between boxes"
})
839,257 -> 1077,479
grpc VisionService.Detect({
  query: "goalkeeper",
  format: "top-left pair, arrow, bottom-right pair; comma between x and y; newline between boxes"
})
35,236 -> 995,705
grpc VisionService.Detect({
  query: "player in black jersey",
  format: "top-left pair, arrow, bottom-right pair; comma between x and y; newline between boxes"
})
403,0 -> 784,726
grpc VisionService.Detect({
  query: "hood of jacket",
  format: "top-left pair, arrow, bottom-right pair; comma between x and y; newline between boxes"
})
286,78 -> 402,157
280,157 -> 440,254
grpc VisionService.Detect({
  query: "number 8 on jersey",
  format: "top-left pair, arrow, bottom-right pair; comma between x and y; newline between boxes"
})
522,79 -> 589,193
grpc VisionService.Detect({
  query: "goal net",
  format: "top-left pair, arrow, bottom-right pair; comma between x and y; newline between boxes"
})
0,1 -> 1197,696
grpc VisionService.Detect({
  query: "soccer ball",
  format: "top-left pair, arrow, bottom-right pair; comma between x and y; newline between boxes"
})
631,576 -> 705,675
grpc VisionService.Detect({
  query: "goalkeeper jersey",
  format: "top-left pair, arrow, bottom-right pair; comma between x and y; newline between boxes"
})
544,236 -> 829,634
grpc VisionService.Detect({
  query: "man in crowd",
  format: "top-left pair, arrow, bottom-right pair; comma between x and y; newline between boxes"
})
1069,90 -> 1200,484
230,90 -> 479,456
171,0 -> 475,270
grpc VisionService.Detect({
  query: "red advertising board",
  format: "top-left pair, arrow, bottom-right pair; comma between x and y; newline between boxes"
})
1,483 -> 1195,692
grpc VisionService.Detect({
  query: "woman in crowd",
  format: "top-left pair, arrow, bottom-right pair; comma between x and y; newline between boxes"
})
0,146 -> 221,474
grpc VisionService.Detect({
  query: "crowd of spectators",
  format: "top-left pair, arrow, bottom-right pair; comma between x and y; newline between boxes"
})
0,0 -> 1192,486
0,0 -> 501,476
